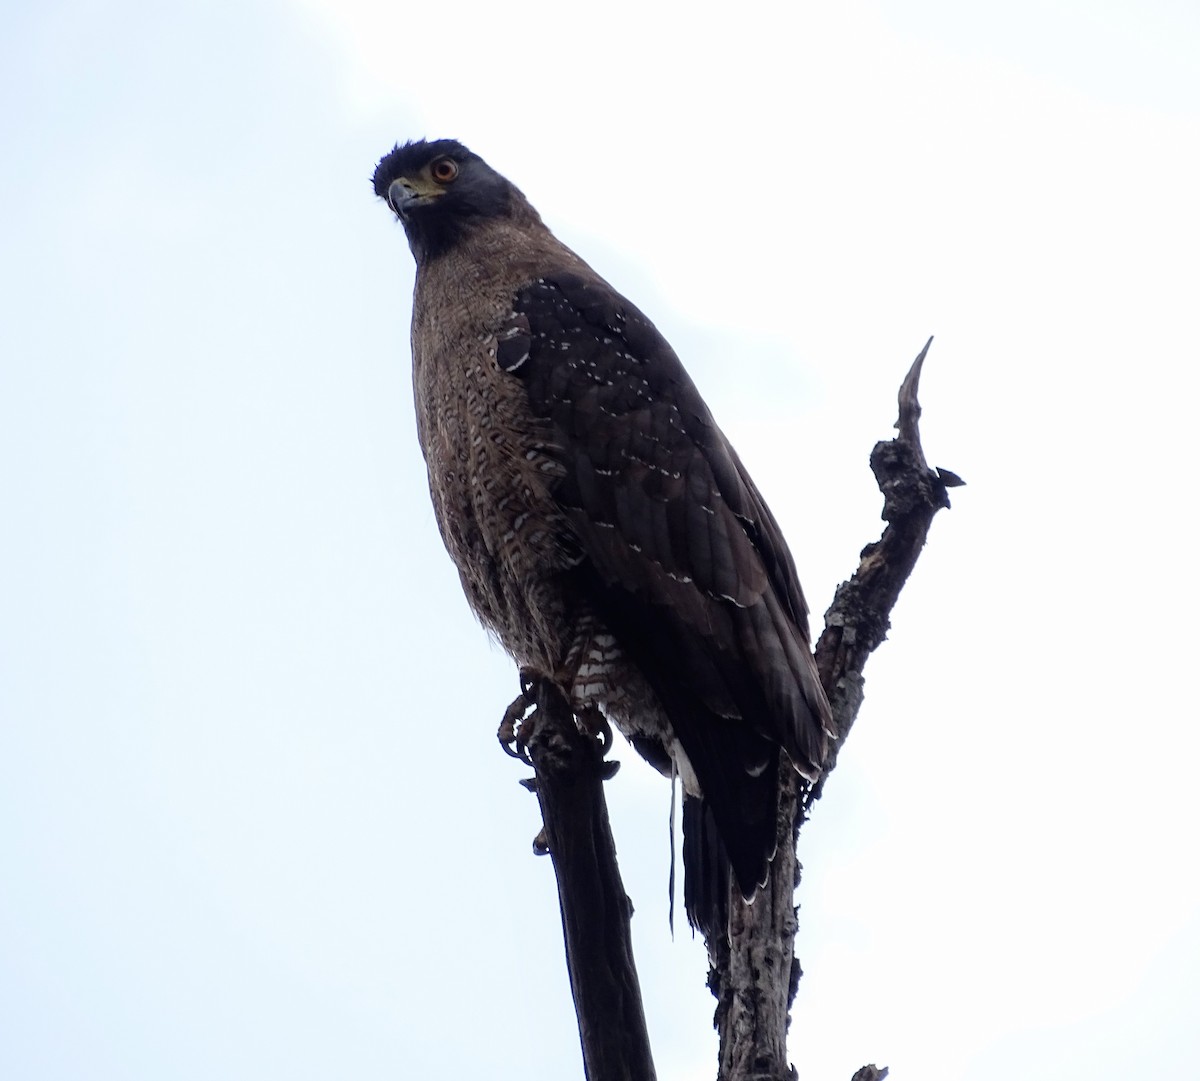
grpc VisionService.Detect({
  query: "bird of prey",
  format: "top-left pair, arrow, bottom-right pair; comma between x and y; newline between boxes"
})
373,139 -> 834,935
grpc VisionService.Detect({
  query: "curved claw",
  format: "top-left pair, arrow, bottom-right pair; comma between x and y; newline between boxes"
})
579,705 -> 614,755
497,687 -> 534,764
499,735 -> 532,764
517,666 -> 538,697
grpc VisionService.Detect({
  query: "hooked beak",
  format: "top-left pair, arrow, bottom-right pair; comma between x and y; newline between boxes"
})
387,177 -> 442,220
387,178 -> 415,218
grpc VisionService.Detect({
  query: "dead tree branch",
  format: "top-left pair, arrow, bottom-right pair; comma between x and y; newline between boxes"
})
809,337 -> 963,805
707,338 -> 961,1081
520,678 -> 657,1081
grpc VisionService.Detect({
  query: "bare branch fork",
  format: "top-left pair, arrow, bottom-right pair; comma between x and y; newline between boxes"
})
509,340 -> 959,1080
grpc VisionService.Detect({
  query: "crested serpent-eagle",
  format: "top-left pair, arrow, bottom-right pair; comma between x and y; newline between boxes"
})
373,139 -> 834,935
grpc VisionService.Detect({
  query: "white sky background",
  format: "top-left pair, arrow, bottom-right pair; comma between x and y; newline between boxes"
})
2,0 -> 1198,1078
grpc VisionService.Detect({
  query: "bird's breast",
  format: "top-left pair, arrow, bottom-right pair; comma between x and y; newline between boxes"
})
410,284 -> 579,674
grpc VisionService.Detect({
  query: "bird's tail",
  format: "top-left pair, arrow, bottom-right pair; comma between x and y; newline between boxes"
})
681,795 -> 731,940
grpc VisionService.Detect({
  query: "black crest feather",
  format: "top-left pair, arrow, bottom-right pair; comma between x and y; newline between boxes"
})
371,138 -> 475,199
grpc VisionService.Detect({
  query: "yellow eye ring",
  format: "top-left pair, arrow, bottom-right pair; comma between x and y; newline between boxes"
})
430,157 -> 459,183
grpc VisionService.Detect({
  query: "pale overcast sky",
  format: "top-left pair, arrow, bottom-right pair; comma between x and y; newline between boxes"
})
2,2 -> 1198,1079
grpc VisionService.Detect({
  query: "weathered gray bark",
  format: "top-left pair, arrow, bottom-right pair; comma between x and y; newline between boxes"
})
708,772 -> 803,1081
511,341 -> 957,1080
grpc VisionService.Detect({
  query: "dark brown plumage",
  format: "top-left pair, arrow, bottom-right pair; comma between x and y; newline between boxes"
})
373,139 -> 834,935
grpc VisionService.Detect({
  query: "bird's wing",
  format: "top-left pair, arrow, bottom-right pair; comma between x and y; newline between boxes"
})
499,272 -> 832,787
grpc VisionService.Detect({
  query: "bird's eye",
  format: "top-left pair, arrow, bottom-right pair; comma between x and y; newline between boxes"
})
430,158 -> 459,183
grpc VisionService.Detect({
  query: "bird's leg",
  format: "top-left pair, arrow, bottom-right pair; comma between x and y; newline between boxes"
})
552,628 -> 618,765
500,657 -> 618,784
497,667 -> 539,764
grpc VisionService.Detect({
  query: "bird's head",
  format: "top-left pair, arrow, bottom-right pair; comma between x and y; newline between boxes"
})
373,139 -> 539,262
